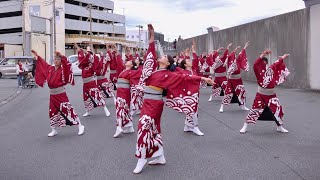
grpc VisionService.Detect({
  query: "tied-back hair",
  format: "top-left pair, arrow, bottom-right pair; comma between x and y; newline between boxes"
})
138,58 -> 144,66
262,57 -> 268,64
179,59 -> 187,70
131,60 -> 138,70
167,55 -> 176,72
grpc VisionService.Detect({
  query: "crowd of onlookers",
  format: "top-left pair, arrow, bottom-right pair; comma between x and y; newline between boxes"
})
16,60 -> 36,88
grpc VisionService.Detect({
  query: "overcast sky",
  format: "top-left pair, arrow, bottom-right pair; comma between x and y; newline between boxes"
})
113,0 -> 305,40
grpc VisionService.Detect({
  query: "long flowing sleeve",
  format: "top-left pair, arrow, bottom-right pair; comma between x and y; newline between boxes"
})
35,56 -> 51,87
237,49 -> 249,72
192,52 -> 200,75
207,53 -> 214,67
270,58 -> 290,85
214,49 -> 228,69
138,41 -> 157,87
116,54 -> 125,76
165,72 -> 202,113
60,55 -> 75,86
226,51 -> 237,76
77,49 -> 90,69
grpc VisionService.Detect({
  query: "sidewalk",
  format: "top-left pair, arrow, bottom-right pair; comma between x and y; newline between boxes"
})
0,78 -> 21,106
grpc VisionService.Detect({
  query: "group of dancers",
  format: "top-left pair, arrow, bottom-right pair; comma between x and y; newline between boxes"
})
32,24 -> 290,174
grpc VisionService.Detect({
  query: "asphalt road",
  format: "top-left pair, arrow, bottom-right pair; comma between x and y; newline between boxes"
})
0,77 -> 319,180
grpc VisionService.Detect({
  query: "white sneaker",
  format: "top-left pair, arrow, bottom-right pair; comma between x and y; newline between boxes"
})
208,95 -> 213,102
277,126 -> 289,133
148,155 -> 166,165
123,126 -> 134,134
133,159 -> 148,174
113,126 -> 123,138
192,127 -> 204,136
241,105 -> 250,111
78,125 -> 85,135
240,123 -> 248,134
184,125 -> 193,132
83,111 -> 90,117
219,104 -> 224,113
104,106 -> 110,117
48,129 -> 58,137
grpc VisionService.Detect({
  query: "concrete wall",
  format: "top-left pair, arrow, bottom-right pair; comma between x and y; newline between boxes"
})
178,9 -> 310,89
308,4 -> 320,89
4,44 -> 23,57
177,34 -> 208,55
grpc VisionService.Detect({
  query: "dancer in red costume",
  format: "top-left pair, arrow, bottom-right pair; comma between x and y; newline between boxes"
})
133,24 -> 213,174
219,42 -> 250,113
32,50 -> 84,137
240,49 -> 290,133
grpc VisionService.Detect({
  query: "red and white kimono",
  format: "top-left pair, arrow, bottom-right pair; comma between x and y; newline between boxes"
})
222,49 -> 249,105
108,51 -> 124,86
78,50 -> 105,112
35,55 -> 79,128
211,49 -> 229,97
130,66 -> 143,113
95,53 -> 115,101
135,42 -> 202,159
192,52 -> 207,88
166,67 -> 201,130
246,57 -> 290,125
115,69 -> 140,129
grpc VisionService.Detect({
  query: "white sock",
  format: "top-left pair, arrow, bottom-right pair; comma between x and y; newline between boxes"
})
219,104 -> 224,113
240,122 -> 248,134
148,155 -> 166,165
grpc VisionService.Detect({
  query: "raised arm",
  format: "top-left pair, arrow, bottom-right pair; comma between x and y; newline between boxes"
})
56,51 -> 75,85
138,24 -> 157,88
32,50 -> 51,87
237,41 -> 249,71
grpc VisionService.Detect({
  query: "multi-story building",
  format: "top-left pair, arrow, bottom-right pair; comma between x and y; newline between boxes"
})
126,29 -> 165,50
0,0 -> 136,60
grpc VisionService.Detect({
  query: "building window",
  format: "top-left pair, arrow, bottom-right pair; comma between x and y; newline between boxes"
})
29,5 -> 40,16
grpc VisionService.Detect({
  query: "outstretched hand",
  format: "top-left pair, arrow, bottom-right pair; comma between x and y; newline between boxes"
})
234,46 -> 241,51
31,50 -> 39,57
280,54 -> 290,60
74,43 -> 81,51
227,43 -> 233,49
148,24 -> 155,42
260,49 -> 271,58
217,47 -> 224,52
203,77 -> 214,85
244,41 -> 250,49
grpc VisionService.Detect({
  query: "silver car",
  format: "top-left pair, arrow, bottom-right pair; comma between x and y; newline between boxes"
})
0,56 -> 35,78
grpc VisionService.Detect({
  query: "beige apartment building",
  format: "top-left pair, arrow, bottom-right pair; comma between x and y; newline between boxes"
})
0,0 -> 137,61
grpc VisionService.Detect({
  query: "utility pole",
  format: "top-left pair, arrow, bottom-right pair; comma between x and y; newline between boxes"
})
87,4 -> 93,51
136,25 -> 143,53
52,0 -> 56,53
22,0 -> 25,56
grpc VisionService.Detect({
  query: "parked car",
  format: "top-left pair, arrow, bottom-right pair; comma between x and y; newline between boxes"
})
0,56 -> 35,78
68,55 -> 81,76
68,54 -> 102,76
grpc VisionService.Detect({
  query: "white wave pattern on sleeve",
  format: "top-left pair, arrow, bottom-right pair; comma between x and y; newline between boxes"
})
138,51 -> 155,87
